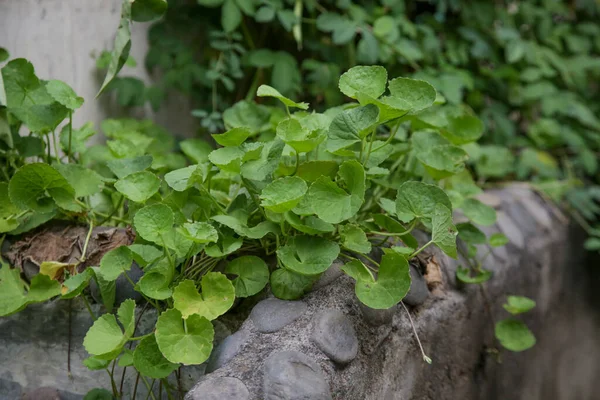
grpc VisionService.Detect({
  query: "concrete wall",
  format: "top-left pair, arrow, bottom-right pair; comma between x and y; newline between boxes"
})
0,0 -> 196,138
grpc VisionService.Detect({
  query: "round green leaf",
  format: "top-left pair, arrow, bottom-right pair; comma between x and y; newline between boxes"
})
284,212 -> 335,235
277,235 -> 339,275
257,84 -> 308,109
456,223 -> 486,244
225,255 -> 269,297
443,115 -> 484,145
276,118 -> 323,153
9,163 -> 76,213
46,79 -> 84,110
134,203 -> 173,244
180,221 -> 219,244
340,224 -> 371,254
412,131 -> 468,177
128,244 -> 163,267
270,268 -> 315,300
53,164 -> 104,198
83,299 -> 135,360
326,104 -> 379,154
296,161 -> 339,182
114,171 -> 160,203
106,155 -> 153,179
307,160 -> 365,224
172,273 -> 235,320
133,335 -> 178,378
456,266 -> 492,284
212,127 -> 251,147
503,296 -> 536,315
61,268 -> 94,299
155,309 -> 214,365
131,0 -> 168,22
395,181 -> 452,221
100,246 -> 133,282
387,77 -> 436,113
208,147 -> 245,172
431,204 -> 458,259
260,176 -> 308,213
461,198 -> 497,226
84,388 -> 114,400
489,233 -> 509,247
342,253 -> 411,309
338,66 -> 387,99
495,319 -> 536,352
164,165 -> 203,191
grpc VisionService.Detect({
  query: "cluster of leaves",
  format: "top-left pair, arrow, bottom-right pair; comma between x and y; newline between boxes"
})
111,0 -> 600,249
0,47 -> 531,396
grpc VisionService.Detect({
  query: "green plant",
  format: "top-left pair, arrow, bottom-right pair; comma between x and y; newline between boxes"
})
0,45 -> 528,395
118,0 -> 600,250
6,0 -> 596,395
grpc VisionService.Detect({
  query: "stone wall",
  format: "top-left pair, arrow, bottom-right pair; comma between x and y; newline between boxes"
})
1,185 -> 599,399
186,185 -> 600,400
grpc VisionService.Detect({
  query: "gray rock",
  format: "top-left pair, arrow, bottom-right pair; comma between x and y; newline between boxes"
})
0,378 -> 21,400
495,211 -> 524,249
21,387 -> 61,400
312,261 -> 344,290
177,365 -> 207,393
263,351 -> 332,400
358,302 -> 395,326
213,319 -> 232,345
402,265 -> 429,306
518,196 -> 552,230
186,377 -> 249,400
206,330 -> 250,373
90,262 -> 144,306
249,298 -> 307,333
312,310 -> 358,364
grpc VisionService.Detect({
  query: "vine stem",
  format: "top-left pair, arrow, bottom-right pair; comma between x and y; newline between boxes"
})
362,127 -> 377,166
67,111 -> 73,163
81,295 -> 96,321
80,221 -> 94,263
409,240 -> 433,259
401,301 -> 432,364
370,120 -> 404,153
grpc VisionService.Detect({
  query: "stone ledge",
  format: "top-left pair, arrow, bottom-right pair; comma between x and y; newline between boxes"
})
186,185 -> 600,400
1,186 -> 598,400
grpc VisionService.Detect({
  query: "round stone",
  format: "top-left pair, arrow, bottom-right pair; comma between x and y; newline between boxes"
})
249,298 -> 307,333
312,309 -> 358,364
186,377 -> 249,400
263,351 -> 332,400
206,330 -> 250,373
358,302 -> 395,326
312,260 -> 344,290
402,265 -> 429,306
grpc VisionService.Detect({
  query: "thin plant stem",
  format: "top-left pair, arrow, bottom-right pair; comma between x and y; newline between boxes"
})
293,151 -> 300,175
132,372 -> 141,400
409,240 -> 433,259
141,376 -> 158,400
51,129 -> 60,162
80,221 -> 94,263
363,127 -> 377,166
81,295 -> 96,321
401,301 -> 432,364
67,111 -> 73,163
370,121 -> 404,153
